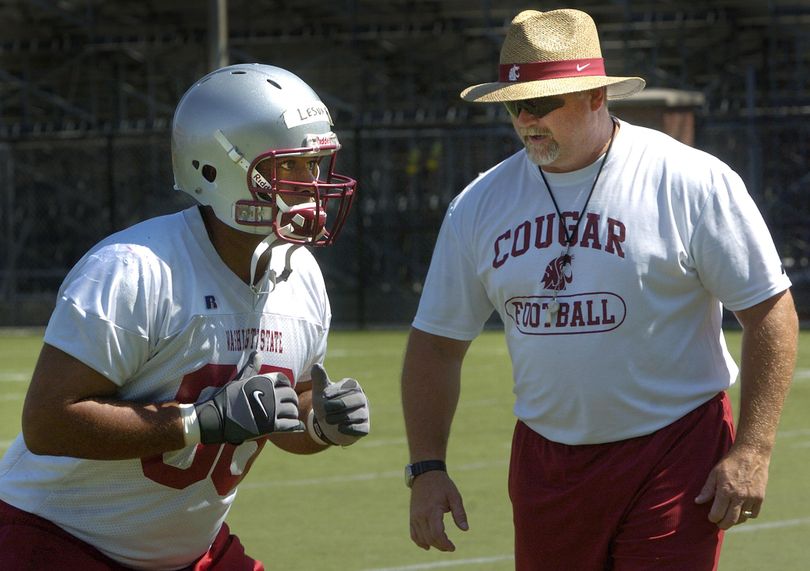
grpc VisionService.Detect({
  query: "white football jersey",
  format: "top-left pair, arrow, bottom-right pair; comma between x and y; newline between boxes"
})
0,206 -> 330,570
414,119 -> 790,445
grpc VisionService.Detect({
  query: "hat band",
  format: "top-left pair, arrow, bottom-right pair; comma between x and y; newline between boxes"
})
498,58 -> 606,82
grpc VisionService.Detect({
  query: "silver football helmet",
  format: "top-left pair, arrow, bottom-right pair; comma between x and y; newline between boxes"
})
171,63 -> 356,246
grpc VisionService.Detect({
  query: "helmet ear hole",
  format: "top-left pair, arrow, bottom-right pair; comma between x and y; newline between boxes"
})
201,164 -> 217,182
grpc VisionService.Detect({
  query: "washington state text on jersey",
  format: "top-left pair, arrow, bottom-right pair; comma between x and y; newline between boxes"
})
225,328 -> 283,353
492,211 -> 626,269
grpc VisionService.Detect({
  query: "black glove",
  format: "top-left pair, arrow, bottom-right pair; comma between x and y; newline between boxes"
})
195,352 -> 304,445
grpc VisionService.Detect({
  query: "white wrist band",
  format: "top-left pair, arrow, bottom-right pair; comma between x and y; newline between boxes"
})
180,403 -> 201,446
306,409 -> 331,446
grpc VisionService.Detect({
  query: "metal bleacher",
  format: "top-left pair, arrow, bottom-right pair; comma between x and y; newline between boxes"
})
1,0 -> 809,325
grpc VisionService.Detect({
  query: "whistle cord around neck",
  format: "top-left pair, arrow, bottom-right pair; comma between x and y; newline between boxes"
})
538,118 -> 617,247
538,118 -> 617,325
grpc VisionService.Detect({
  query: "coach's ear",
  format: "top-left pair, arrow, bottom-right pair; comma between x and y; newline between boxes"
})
588,87 -> 607,110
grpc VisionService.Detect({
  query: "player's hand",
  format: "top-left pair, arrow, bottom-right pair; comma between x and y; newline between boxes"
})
309,364 -> 370,446
195,352 -> 304,445
410,470 -> 469,551
694,444 -> 769,529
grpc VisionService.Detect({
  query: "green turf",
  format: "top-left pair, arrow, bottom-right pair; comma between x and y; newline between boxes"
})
0,328 -> 807,570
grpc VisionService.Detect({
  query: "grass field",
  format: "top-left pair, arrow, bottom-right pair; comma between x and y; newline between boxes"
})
0,328 -> 808,570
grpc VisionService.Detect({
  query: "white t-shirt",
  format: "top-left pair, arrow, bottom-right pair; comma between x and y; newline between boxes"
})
0,207 -> 330,570
413,119 -> 790,445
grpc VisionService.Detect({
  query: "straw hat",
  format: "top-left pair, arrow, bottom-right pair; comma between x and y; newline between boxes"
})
461,9 -> 645,102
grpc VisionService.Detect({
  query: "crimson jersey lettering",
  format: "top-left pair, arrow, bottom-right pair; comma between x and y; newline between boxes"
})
225,328 -> 283,353
506,293 -> 625,336
142,362 -> 294,496
492,210 -> 626,268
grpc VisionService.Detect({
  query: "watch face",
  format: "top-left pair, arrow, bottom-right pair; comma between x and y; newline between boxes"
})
404,465 -> 415,488
405,461 -> 446,488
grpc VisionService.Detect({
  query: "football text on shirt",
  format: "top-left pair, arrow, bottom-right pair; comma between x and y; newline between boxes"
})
506,293 -> 626,335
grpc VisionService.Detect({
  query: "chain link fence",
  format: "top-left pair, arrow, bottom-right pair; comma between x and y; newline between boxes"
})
1,113 -> 807,327
0,124 -> 519,327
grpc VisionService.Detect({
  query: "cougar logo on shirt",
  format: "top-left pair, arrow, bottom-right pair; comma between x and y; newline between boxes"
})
542,254 -> 573,291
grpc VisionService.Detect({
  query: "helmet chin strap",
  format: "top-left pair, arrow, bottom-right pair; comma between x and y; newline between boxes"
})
249,234 -> 276,296
214,130 -> 312,296
248,234 -> 302,299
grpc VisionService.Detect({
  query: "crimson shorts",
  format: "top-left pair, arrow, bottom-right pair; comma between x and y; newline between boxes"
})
0,499 -> 263,571
509,392 -> 735,571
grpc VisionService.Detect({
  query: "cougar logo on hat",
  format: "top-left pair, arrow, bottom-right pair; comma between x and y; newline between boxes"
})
460,9 -> 645,102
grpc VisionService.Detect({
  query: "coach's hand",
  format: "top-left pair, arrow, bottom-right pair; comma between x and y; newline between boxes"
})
410,470 -> 469,551
308,364 -> 370,446
195,352 -> 304,445
695,445 -> 769,529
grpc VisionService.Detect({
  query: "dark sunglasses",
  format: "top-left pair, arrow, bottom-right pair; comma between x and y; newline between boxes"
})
504,96 -> 566,118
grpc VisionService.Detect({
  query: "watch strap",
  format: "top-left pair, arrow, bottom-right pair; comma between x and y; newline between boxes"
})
410,460 -> 446,476
409,459 -> 447,483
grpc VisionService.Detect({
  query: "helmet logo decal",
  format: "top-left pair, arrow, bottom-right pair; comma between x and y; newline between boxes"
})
284,102 -> 333,128
250,170 -> 271,190
304,132 -> 340,151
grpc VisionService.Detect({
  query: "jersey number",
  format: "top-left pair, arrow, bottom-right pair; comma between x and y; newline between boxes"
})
140,363 -> 294,496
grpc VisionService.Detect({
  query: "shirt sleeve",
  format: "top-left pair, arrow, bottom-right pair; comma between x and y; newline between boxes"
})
303,295 -> 330,384
296,249 -> 331,384
412,203 -> 495,340
43,245 -> 159,385
690,169 -> 791,311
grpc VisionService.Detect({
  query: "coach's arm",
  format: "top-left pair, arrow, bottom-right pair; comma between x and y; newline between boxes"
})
696,289 -> 798,529
401,327 -> 472,552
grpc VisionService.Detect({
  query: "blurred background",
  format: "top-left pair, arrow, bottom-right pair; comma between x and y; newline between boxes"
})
1,0 -> 808,327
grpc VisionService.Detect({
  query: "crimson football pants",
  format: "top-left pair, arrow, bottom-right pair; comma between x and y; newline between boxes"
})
509,392 -> 734,571
0,499 -> 263,571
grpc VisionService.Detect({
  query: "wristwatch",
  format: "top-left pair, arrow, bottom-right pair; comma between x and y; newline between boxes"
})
404,460 -> 447,488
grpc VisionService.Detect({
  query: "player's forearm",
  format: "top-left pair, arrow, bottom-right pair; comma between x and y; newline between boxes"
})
733,290 -> 798,454
268,387 -> 328,454
21,343 -> 188,459
23,398 -> 186,459
401,328 -> 469,461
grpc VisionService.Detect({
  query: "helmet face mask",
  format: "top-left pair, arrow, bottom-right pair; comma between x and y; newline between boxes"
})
171,64 -> 356,246
237,145 -> 355,246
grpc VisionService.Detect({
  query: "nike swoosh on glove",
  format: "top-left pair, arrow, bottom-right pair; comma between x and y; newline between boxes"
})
196,352 -> 304,445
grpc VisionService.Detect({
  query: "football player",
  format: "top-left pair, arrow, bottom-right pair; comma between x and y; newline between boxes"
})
0,64 -> 370,570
